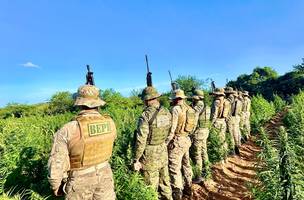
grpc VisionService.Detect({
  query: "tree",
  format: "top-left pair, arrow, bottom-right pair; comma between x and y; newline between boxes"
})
293,58 -> 304,72
48,92 -> 74,114
175,75 -> 207,96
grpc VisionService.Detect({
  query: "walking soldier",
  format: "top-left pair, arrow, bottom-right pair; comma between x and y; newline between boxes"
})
166,89 -> 195,200
48,70 -> 117,200
190,89 -> 211,183
133,86 -> 173,200
210,88 -> 230,162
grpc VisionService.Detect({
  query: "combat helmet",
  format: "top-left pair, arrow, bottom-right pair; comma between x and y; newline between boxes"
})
141,86 -> 161,101
192,89 -> 204,100
170,89 -> 188,100
74,84 -> 106,108
211,88 -> 225,96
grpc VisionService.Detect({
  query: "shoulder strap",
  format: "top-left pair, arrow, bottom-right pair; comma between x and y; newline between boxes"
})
149,106 -> 162,125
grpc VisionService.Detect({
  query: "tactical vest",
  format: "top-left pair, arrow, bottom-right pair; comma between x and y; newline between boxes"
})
175,103 -> 196,135
232,99 -> 243,116
198,106 -> 211,128
221,99 -> 231,118
243,98 -> 251,113
214,99 -> 224,118
68,114 -> 116,170
147,107 -> 171,145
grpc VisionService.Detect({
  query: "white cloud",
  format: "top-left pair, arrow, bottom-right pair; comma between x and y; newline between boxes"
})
20,62 -> 40,68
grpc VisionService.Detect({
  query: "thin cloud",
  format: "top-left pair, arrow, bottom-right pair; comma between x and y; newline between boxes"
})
20,62 -> 40,68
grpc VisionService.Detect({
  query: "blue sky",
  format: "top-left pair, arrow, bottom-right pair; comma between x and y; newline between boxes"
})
0,0 -> 304,107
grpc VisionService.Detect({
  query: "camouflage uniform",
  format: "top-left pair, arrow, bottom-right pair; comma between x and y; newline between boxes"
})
134,86 -> 173,200
166,89 -> 194,200
238,91 -> 245,133
48,85 -> 116,200
190,90 -> 210,180
225,88 -> 243,154
210,88 -> 230,159
243,91 -> 251,137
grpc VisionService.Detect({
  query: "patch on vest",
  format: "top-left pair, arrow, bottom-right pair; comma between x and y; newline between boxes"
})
87,122 -> 111,136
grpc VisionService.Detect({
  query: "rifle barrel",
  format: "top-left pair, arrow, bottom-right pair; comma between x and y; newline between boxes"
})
145,55 -> 149,72
168,70 -> 173,82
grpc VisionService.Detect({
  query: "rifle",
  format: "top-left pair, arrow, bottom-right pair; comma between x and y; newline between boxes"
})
145,55 -> 152,87
168,70 -> 179,91
211,79 -> 216,92
86,65 -> 95,85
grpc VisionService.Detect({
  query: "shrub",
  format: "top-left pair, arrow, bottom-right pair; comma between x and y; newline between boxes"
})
250,95 -> 275,133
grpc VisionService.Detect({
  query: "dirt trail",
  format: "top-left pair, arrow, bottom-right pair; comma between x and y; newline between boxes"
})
185,111 -> 286,200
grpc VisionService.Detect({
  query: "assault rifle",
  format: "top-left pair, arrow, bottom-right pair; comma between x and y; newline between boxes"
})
145,55 -> 153,87
168,70 -> 179,91
211,79 -> 216,93
86,65 -> 95,85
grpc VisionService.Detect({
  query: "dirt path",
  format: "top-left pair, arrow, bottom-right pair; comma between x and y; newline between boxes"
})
185,111 -> 286,200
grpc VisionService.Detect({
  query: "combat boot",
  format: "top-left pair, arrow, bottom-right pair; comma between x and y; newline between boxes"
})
235,146 -> 240,155
183,184 -> 193,197
172,188 -> 182,200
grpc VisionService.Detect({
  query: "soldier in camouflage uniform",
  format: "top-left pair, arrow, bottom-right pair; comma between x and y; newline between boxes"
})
133,86 -> 173,200
48,84 -> 117,200
225,87 -> 242,155
190,89 -> 211,183
243,91 -> 251,140
166,89 -> 194,200
210,88 -> 230,162
238,91 -> 245,141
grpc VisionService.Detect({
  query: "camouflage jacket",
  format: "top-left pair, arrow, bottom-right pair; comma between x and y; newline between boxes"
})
134,104 -> 171,162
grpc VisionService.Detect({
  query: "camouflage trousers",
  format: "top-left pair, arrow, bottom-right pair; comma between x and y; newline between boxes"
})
190,128 -> 209,174
244,112 -> 251,136
141,143 -> 172,200
213,118 -> 228,158
227,116 -> 241,148
64,163 -> 115,200
168,135 -> 192,190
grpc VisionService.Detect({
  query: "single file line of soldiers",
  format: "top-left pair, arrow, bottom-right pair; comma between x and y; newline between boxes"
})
133,67 -> 251,200
47,64 -> 251,200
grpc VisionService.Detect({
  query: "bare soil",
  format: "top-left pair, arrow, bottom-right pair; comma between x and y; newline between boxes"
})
184,111 -> 286,200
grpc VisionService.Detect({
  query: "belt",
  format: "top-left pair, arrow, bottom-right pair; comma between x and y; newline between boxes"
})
69,162 -> 108,177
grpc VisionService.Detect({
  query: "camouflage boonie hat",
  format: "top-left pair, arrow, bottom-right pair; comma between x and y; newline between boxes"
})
225,87 -> 236,95
74,85 -> 106,108
170,89 -> 187,100
243,91 -> 250,97
211,88 -> 225,96
192,89 -> 204,100
141,86 -> 161,101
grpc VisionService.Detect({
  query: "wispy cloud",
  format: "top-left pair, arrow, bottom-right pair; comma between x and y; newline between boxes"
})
20,61 -> 40,68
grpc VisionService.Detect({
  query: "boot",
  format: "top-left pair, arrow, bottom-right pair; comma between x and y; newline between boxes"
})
172,188 -> 182,200
183,184 -> 193,197
235,146 -> 240,155
192,176 -> 203,184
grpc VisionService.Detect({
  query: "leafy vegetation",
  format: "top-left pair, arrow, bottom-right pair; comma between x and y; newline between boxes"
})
227,59 -> 304,101
1,70 -> 304,200
250,95 -> 275,133
252,91 -> 304,200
